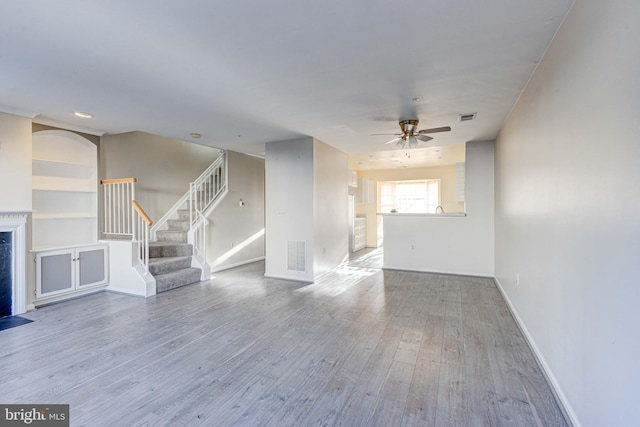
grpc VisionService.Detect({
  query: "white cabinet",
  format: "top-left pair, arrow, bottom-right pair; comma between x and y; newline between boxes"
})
35,244 -> 108,303
32,131 -> 98,249
353,217 -> 366,252
348,170 -> 358,187
357,177 -> 376,204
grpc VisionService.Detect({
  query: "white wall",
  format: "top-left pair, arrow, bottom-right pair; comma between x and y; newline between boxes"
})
207,151 -> 265,272
100,131 -> 220,221
313,138 -> 349,277
383,141 -> 494,276
0,112 -> 32,211
494,0 -> 640,425
265,138 -> 315,281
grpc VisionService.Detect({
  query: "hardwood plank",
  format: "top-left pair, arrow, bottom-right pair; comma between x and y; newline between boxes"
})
401,314 -> 444,427
435,337 -> 467,427
461,300 -> 504,426
369,360 -> 415,427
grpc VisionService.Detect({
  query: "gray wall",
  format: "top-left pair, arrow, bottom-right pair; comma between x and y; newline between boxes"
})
100,131 -> 221,222
207,151 -> 265,271
494,0 -> 640,425
313,138 -> 349,277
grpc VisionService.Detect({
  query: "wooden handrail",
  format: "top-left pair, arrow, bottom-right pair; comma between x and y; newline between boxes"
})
100,177 -> 137,185
131,200 -> 153,226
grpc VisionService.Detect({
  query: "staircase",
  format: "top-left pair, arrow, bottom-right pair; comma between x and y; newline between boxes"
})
101,152 -> 227,296
149,209 -> 201,293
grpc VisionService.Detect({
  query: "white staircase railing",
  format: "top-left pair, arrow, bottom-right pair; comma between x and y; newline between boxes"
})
188,153 -> 227,260
132,200 -> 152,274
100,177 -> 137,237
151,152 -> 227,256
100,177 -> 152,275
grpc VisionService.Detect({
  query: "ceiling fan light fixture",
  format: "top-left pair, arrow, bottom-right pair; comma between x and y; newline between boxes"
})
399,119 -> 419,134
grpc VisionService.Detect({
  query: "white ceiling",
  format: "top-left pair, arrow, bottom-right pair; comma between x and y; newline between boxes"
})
0,0 -> 574,166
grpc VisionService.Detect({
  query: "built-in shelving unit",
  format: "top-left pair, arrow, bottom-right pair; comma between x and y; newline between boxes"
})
30,130 -> 107,307
32,131 -> 98,250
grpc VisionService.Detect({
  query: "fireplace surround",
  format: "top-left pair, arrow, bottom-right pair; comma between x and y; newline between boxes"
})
0,212 -> 28,316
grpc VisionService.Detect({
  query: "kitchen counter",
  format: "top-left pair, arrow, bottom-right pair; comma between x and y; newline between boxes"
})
379,211 -> 492,276
377,212 -> 466,218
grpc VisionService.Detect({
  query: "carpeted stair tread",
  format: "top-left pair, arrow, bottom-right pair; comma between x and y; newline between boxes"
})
149,256 -> 192,276
176,209 -> 190,220
167,219 -> 190,231
156,230 -> 188,243
149,242 -> 193,258
155,268 -> 202,293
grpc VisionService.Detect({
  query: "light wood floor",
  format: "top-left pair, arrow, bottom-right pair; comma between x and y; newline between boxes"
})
0,250 -> 568,426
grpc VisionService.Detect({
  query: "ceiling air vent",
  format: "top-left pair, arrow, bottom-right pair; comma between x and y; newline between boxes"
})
459,113 -> 477,122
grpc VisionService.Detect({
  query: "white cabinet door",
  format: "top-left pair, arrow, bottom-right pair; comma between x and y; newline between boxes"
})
353,217 -> 367,252
36,248 -> 75,298
77,246 -> 108,288
356,177 -> 376,204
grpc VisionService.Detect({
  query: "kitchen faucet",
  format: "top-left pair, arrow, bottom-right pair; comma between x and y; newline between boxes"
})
435,205 -> 444,214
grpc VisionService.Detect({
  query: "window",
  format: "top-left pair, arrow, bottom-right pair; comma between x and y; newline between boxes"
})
379,180 -> 440,213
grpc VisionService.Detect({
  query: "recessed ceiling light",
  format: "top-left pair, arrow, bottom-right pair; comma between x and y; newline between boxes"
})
190,133 -> 202,139
74,111 -> 93,119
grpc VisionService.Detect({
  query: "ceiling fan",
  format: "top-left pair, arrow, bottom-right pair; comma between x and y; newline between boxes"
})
372,119 -> 451,148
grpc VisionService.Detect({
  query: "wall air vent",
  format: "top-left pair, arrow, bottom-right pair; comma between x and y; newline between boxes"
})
459,113 -> 477,122
287,241 -> 306,272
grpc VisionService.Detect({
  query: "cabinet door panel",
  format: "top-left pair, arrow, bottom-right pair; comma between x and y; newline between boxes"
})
78,248 -> 106,287
38,251 -> 74,295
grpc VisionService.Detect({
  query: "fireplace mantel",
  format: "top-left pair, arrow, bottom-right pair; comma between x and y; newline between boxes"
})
0,211 -> 30,315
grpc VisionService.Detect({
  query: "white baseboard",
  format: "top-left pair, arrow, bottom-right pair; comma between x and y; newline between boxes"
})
105,285 -> 147,297
33,286 -> 107,308
211,257 -> 265,274
493,277 -> 580,427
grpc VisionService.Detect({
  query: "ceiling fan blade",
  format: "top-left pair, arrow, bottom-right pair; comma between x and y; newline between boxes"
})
418,126 -> 451,134
416,134 -> 433,142
371,133 -> 402,136
385,137 -> 403,145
